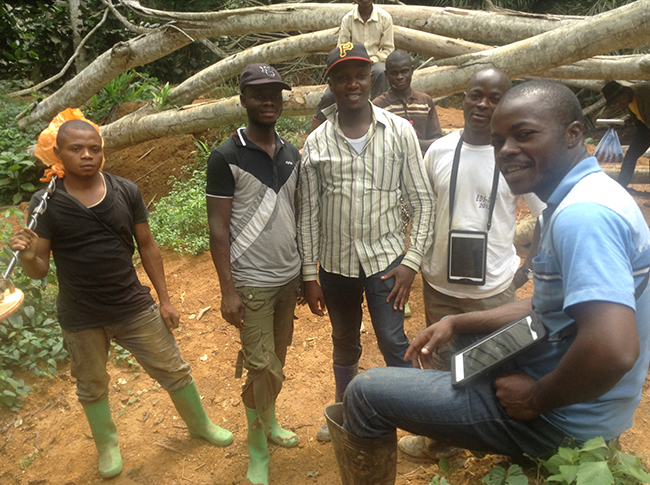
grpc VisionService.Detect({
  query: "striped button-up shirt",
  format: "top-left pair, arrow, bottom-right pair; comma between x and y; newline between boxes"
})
338,5 -> 394,63
298,103 -> 434,280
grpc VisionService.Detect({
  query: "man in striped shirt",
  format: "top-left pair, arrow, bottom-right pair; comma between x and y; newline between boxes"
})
373,50 -> 443,155
298,44 -> 433,442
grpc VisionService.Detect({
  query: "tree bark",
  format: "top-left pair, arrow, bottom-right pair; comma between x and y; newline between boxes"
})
120,0 -> 581,43
167,26 -> 489,107
101,0 -> 650,150
69,0 -> 87,73
411,0 -> 650,98
18,25 -> 193,129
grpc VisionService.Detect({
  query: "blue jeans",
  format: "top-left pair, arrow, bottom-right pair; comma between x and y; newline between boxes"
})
342,364 -> 572,459
319,257 -> 411,368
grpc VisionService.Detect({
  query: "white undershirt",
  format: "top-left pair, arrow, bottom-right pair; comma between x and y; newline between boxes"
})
345,133 -> 368,154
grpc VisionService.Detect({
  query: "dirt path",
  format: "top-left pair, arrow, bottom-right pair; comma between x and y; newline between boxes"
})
1,107 -> 649,485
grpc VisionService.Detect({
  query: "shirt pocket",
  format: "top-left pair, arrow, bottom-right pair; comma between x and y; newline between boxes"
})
371,157 -> 401,191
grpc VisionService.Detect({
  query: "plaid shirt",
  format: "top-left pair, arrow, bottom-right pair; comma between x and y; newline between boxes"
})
298,103 -> 433,280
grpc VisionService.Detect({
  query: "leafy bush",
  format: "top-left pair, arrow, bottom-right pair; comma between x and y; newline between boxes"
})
0,83 -> 46,205
83,69 -> 162,123
149,133 -> 236,254
483,464 -> 528,485
542,437 -> 650,485
0,209 -> 65,411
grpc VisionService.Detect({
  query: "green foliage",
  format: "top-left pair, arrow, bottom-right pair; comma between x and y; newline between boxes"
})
429,477 -> 453,485
0,2 -> 72,86
84,69 -> 162,123
275,116 -> 311,150
0,83 -> 46,205
19,451 -> 40,470
483,464 -> 529,485
0,209 -> 65,411
149,128 -> 243,254
148,165 -> 210,255
541,437 -> 650,485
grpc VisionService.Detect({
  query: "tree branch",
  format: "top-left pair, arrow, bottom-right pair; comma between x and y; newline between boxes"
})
9,7 -> 110,99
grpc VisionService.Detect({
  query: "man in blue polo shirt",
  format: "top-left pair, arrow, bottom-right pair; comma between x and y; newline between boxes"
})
206,63 -> 301,485
327,80 -> 650,481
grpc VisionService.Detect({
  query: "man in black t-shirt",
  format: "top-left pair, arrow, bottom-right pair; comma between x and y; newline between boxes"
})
11,119 -> 233,479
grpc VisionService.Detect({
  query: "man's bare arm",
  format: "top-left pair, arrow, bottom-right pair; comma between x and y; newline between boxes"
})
207,196 -> 245,328
495,301 -> 639,420
134,222 -> 180,330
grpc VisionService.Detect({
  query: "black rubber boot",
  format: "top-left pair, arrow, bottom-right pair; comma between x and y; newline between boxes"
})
325,403 -> 397,485
317,363 -> 358,442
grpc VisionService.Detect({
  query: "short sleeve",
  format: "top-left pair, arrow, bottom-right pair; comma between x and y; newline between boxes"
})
127,182 -> 149,224
553,203 -> 637,312
206,149 -> 235,197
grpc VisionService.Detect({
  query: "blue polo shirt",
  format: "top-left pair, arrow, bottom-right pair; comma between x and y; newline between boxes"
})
517,157 -> 650,441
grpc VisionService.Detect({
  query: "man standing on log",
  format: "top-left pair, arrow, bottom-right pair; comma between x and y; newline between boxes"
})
206,64 -> 301,485
298,44 -> 433,443
10,116 -> 233,479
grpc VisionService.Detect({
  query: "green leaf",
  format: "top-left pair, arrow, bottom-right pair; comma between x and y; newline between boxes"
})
580,437 -> 607,453
558,464 -> 579,484
23,305 -> 35,319
505,476 -> 528,485
12,192 -> 22,204
483,466 -> 507,485
575,461 -> 613,485
545,474 -> 566,483
20,182 -> 35,191
613,451 -> 650,482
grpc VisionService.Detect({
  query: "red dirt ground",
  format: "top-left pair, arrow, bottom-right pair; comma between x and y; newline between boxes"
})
1,106 -> 649,485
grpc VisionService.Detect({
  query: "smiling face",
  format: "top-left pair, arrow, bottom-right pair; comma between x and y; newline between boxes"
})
328,60 -> 371,114
53,127 -> 103,179
491,95 -> 583,200
385,58 -> 413,93
462,70 -> 511,135
240,83 -> 284,127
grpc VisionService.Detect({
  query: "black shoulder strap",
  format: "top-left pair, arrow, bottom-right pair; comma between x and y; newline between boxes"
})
636,269 -> 650,300
56,190 -> 133,253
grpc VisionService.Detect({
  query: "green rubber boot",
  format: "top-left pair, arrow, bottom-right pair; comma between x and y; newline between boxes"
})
168,379 -> 233,446
245,406 -> 269,485
81,397 -> 123,479
264,404 -> 300,448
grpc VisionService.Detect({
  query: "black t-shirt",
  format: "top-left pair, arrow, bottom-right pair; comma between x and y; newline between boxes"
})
28,173 -> 154,330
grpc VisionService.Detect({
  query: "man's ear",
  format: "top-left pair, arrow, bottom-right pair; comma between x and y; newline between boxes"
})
53,145 -> 61,160
565,121 -> 584,148
239,93 -> 246,108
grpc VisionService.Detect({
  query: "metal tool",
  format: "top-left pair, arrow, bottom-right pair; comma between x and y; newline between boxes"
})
0,175 -> 57,320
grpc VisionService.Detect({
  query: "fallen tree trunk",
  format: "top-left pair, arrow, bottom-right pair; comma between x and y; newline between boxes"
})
168,26 -> 489,107
412,0 -> 650,98
101,0 -> 650,150
20,0 -> 648,129
120,0 -> 581,43
18,25 -> 194,129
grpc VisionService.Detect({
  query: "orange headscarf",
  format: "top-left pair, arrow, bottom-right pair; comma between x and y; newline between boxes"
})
34,108 -> 105,182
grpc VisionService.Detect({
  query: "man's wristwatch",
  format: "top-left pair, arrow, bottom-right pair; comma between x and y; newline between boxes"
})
521,267 -> 534,280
